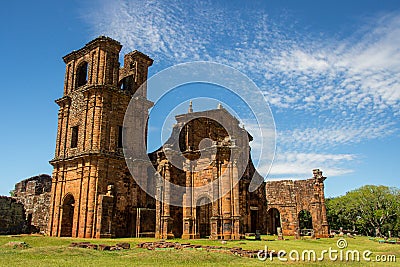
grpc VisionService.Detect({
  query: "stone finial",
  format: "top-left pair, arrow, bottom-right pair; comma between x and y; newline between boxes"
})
217,103 -> 222,109
313,169 -> 322,177
313,169 -> 326,181
188,101 -> 193,113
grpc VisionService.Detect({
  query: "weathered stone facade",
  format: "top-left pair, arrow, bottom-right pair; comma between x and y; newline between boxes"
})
48,36 -> 154,238
0,196 -> 27,235
149,107 -> 267,239
14,174 -> 52,233
44,36 -> 329,239
265,169 -> 329,238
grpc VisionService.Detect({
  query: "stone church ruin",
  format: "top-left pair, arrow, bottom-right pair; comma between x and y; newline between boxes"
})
148,106 -> 268,239
2,37 -> 329,239
265,169 -> 329,238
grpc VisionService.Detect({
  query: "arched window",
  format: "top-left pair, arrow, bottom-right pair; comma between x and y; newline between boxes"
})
76,62 -> 88,88
119,75 -> 133,92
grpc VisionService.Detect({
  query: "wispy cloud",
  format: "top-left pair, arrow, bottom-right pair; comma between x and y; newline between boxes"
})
85,0 -> 400,178
266,152 -> 356,179
278,120 -> 396,152
263,13 -> 400,114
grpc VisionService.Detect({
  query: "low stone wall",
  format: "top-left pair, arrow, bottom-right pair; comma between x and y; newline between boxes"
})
0,196 -> 27,234
14,174 -> 52,233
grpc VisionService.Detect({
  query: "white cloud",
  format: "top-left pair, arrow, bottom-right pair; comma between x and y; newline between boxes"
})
278,121 -> 396,151
263,13 -> 400,115
265,152 -> 356,179
86,2 -> 400,116
85,1 -> 399,179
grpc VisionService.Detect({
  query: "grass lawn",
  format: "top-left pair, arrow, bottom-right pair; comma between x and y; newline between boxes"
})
0,235 -> 398,266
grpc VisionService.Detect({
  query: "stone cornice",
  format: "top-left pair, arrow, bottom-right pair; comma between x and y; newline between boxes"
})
62,84 -> 133,100
63,36 -> 122,63
55,96 -> 71,107
124,50 -> 154,66
81,85 -> 130,98
49,150 -> 125,166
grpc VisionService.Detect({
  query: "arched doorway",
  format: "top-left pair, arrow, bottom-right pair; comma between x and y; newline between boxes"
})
196,196 -> 212,238
267,208 -> 281,235
298,210 -> 313,236
170,206 -> 183,238
60,194 -> 75,237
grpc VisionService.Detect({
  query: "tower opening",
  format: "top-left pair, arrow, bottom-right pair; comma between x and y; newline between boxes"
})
71,126 -> 78,148
119,75 -> 134,92
76,62 -> 88,87
117,126 -> 123,148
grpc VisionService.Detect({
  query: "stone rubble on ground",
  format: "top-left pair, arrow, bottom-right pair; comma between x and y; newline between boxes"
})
137,241 -> 277,258
69,242 -> 130,251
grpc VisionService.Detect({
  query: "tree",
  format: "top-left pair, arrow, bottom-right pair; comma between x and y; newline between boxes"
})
326,185 -> 400,237
299,210 -> 313,229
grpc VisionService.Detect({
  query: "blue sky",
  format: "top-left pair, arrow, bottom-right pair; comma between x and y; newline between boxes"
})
0,0 -> 399,197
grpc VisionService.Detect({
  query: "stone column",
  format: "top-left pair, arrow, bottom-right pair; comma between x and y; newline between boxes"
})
92,93 -> 102,150
86,159 -> 97,237
155,176 -> 163,239
221,162 -> 232,240
98,49 -> 105,85
208,160 -> 220,239
48,167 -> 59,236
319,183 -> 329,238
162,163 -> 174,239
75,159 -> 84,237
61,100 -> 71,158
87,92 -> 96,151
212,160 -> 223,239
182,161 -> 197,239
82,92 -> 90,152
81,162 -> 90,237
55,105 -> 64,157
232,160 -> 241,239
63,63 -> 71,95
56,166 -> 66,237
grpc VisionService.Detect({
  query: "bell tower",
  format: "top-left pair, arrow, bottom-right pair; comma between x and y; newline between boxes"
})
48,36 -> 154,238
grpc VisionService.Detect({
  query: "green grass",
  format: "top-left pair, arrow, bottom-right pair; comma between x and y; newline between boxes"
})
0,235 -> 399,266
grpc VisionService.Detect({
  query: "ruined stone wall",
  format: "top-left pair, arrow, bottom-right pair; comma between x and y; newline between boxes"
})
49,36 -> 154,238
14,174 -> 52,233
265,169 -> 329,238
46,36 -> 330,240
152,108 -> 268,239
0,196 -> 27,234
241,163 -> 268,235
